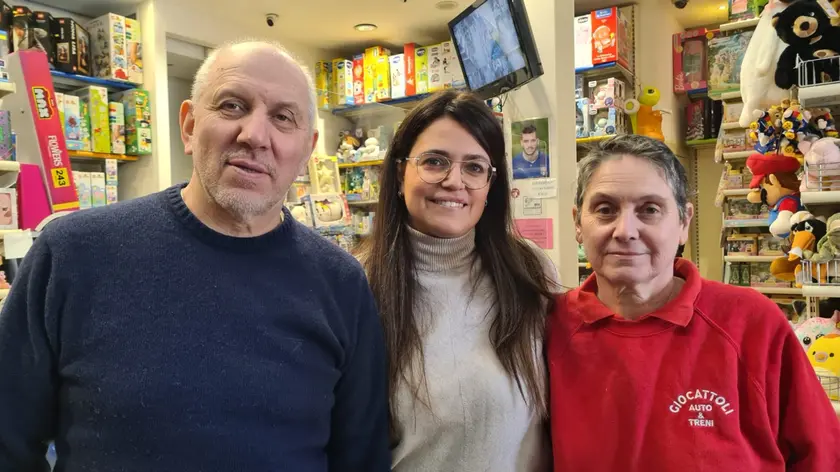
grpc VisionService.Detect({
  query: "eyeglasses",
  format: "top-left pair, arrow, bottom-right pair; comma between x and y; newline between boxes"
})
398,153 -> 496,190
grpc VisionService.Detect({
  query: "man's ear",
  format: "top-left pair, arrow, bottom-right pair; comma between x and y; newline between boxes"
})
679,203 -> 695,245
310,130 -> 319,155
180,100 -> 195,155
572,206 -> 582,243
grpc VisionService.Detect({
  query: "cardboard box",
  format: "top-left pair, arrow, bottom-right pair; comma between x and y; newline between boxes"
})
56,18 -> 91,75
574,14 -> 593,70
364,46 -> 389,104
73,86 -> 110,153
109,101 -> 125,155
443,40 -> 465,89
33,11 -> 56,66
575,98 -> 590,139
124,17 -> 142,84
86,13 -> 128,81
415,46 -> 428,94
105,184 -> 118,205
78,96 -> 91,151
62,94 -> 84,150
73,170 -> 91,209
90,171 -> 106,207
375,55 -> 390,102
428,43 -> 444,92
673,28 -> 708,94
403,43 -> 417,96
314,61 -> 331,110
0,109 -> 10,159
590,7 -> 631,68
105,158 -> 118,185
11,6 -> 32,52
331,58 -> 353,107
55,92 -> 64,129
114,89 -> 152,155
440,41 -> 454,88
390,54 -> 406,99
0,2 -> 10,37
351,54 -> 364,105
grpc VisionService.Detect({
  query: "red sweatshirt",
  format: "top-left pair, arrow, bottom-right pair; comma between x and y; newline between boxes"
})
547,259 -> 840,471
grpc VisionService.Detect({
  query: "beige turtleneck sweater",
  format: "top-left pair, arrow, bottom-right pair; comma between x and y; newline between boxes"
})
390,226 -> 556,472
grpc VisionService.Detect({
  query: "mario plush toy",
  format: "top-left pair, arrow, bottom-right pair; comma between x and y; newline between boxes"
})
746,153 -> 804,237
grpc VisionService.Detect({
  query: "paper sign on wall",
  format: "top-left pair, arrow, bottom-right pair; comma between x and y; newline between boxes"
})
515,218 -> 553,249
523,197 -> 543,216
513,178 -> 557,199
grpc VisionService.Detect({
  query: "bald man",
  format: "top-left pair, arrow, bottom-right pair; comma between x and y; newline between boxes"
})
0,41 -> 390,471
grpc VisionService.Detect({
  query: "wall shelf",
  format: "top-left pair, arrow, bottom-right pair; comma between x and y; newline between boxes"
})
802,285 -> 840,298
50,70 -> 137,93
721,122 -> 744,130
347,200 -> 378,207
719,18 -> 759,32
68,150 -> 138,163
722,188 -> 751,197
800,191 -> 840,206
331,92 -> 440,118
751,286 -> 802,295
723,219 -> 768,228
686,138 -> 717,149
798,83 -> 840,107
575,61 -> 635,87
338,160 -> 383,169
724,255 -> 780,263
0,81 -> 16,98
723,150 -> 752,161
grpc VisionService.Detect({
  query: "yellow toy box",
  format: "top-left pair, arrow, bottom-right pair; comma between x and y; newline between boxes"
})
315,61 -> 332,110
364,46 -> 389,104
72,86 -> 110,154
428,43 -> 444,92
331,58 -> 353,107
124,17 -> 143,84
375,55 -> 391,102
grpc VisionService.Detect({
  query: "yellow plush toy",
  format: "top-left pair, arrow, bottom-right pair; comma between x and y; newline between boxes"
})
808,333 -> 840,400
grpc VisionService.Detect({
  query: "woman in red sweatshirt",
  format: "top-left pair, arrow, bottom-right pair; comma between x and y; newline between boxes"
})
548,135 -> 840,471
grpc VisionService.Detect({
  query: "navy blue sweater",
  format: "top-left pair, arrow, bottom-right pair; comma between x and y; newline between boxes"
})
0,184 -> 390,472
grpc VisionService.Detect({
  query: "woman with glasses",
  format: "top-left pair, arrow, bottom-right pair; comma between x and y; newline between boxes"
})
357,89 -> 558,471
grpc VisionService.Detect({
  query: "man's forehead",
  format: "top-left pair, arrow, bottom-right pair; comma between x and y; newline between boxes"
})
206,48 -> 307,100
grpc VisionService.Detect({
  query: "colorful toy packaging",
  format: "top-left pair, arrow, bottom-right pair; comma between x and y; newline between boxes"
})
34,11 -> 57,66
672,28 -> 708,94
90,171 -> 106,207
375,55 -> 390,102
415,46 -> 429,94
574,14 -> 593,70
352,54 -> 364,105
589,7 -> 632,68
11,6 -> 33,52
707,29 -> 753,96
314,61 -> 331,110
124,17 -> 142,84
73,86 -> 110,154
390,54 -> 406,99
331,58 -> 353,107
428,43 -> 444,92
73,170 -> 91,209
363,46 -> 389,103
62,94 -> 84,150
403,43 -> 418,96
0,110 -> 10,160
86,13 -> 129,81
109,101 -> 125,155
56,18 -> 91,76
114,89 -> 152,155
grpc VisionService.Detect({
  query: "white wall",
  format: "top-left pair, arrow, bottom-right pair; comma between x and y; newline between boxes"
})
168,76 -> 192,184
507,0 -> 577,287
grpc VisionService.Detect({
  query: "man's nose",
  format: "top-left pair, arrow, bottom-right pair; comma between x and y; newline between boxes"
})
612,212 -> 639,241
237,112 -> 270,149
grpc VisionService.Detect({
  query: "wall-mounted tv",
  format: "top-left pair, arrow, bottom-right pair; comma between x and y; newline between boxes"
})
448,0 -> 543,100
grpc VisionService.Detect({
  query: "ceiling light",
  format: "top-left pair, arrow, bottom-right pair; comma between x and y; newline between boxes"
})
718,4 -> 727,10
354,23 -> 377,32
436,0 -> 459,10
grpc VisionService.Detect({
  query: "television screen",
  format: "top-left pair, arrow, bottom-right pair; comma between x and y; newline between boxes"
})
451,0 -> 526,90
449,0 -> 542,99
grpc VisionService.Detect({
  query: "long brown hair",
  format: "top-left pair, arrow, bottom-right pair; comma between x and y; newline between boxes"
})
358,89 -> 555,423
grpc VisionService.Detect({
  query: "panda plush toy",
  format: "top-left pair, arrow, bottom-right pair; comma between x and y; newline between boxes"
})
772,0 -> 840,89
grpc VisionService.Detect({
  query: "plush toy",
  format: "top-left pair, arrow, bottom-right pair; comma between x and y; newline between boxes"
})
289,203 -> 311,226
799,137 -> 840,191
772,0 -> 840,89
786,211 -> 828,286
746,152 -> 803,236
794,311 -> 840,350
812,212 -> 840,262
624,86 -> 666,141
749,105 -> 783,153
739,0 -> 793,127
807,334 -> 840,399
811,108 -> 839,138
315,162 -> 338,194
779,101 -> 812,161
360,137 -> 381,160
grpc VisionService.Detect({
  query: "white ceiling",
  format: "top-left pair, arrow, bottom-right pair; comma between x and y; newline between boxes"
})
27,0 -> 139,18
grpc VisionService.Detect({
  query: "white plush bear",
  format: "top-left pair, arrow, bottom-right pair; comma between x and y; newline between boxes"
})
738,0 -> 791,127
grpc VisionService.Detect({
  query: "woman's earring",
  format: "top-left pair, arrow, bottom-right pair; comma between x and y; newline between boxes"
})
484,200 -> 488,207
398,190 -> 403,197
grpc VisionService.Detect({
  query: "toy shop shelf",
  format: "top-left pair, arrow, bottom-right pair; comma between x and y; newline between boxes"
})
331,92 -> 440,119
347,200 -> 378,207
338,160 -> 383,169
0,81 -> 16,98
576,135 -> 615,145
719,18 -> 759,32
0,160 -> 20,188
68,151 -> 138,163
50,71 -> 137,93
724,255 -> 779,263
721,122 -> 744,130
723,151 -> 752,161
751,286 -> 802,295
686,138 -> 717,149
801,285 -> 840,298
722,188 -> 751,197
575,62 -> 635,87
798,83 -> 840,108
800,191 -> 840,206
723,219 -> 767,228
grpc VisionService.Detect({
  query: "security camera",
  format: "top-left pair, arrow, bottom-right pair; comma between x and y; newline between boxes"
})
266,13 -> 279,27
672,0 -> 688,8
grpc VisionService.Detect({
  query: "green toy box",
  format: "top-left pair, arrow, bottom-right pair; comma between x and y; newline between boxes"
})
72,86 -> 110,153
114,89 -> 152,155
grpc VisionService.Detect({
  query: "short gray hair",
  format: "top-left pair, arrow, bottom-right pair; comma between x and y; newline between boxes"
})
191,39 -> 317,132
575,135 -> 690,222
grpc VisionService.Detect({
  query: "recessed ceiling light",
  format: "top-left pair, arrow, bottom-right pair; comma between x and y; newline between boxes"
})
436,0 -> 459,10
718,4 -> 727,10
354,23 -> 377,32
